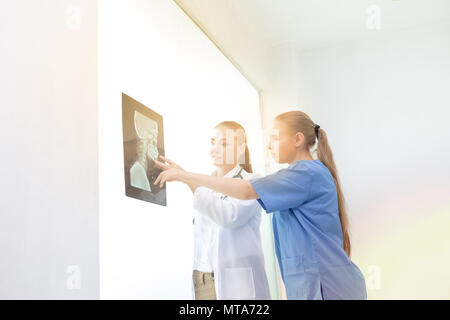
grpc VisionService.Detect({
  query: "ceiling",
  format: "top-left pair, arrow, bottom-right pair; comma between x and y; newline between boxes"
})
175,0 -> 450,90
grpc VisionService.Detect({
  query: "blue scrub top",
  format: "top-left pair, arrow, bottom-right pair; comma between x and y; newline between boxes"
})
250,160 -> 367,300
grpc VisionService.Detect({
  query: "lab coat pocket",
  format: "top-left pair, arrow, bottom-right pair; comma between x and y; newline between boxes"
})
281,256 -> 305,299
222,267 -> 256,299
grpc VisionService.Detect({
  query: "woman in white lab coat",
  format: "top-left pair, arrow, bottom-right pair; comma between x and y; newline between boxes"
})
157,121 -> 271,300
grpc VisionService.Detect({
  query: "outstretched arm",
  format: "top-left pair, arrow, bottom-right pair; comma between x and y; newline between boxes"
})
154,156 -> 258,200
180,171 -> 257,200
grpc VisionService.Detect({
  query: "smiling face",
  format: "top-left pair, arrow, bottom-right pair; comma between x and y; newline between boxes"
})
268,120 -> 305,164
210,126 -> 245,167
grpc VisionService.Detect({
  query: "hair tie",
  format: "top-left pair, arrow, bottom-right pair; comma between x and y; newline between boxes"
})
314,124 -> 320,138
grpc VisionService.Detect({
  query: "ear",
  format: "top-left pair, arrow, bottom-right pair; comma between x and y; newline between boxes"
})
294,132 -> 305,147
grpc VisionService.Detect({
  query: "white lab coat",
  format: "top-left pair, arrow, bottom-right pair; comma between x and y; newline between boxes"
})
192,165 -> 271,300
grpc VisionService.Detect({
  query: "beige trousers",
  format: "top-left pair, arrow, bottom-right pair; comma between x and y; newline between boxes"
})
193,270 -> 217,300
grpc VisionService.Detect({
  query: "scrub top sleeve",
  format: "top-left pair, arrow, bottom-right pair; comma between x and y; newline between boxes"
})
249,166 -> 313,213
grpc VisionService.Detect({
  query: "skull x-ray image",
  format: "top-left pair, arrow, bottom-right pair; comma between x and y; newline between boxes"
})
122,93 -> 166,206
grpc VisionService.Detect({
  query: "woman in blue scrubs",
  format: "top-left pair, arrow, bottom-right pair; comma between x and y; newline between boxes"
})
154,111 -> 367,300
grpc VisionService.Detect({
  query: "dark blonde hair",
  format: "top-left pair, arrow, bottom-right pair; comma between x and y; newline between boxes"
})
215,121 -> 253,173
275,111 -> 351,257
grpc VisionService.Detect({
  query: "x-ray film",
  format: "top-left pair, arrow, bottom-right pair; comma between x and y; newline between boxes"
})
122,93 -> 166,206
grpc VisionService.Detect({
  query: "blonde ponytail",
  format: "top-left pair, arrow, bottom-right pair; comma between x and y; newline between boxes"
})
316,127 -> 351,257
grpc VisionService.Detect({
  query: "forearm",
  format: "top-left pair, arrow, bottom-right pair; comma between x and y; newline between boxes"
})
180,171 -> 258,200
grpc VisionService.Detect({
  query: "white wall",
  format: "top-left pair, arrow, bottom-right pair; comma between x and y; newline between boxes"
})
260,19 -> 450,299
98,0 -> 268,299
0,0 -> 99,299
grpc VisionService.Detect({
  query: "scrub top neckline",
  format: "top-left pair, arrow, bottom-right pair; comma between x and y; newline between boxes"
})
289,159 -> 321,167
